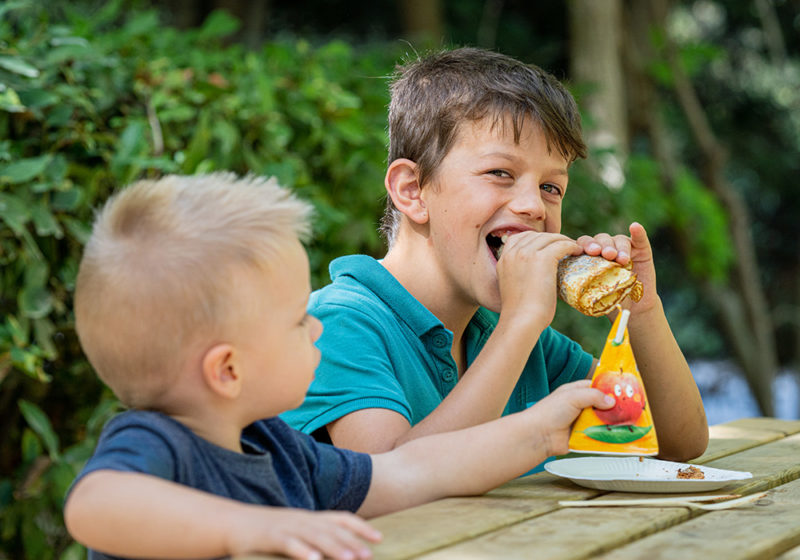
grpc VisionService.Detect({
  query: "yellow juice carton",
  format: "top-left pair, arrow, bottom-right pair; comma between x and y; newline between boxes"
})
568,309 -> 658,456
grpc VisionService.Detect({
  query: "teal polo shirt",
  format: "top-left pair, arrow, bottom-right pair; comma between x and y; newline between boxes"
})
281,255 -> 593,437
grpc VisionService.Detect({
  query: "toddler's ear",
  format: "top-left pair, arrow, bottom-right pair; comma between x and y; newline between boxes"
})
201,344 -> 242,399
385,158 -> 428,224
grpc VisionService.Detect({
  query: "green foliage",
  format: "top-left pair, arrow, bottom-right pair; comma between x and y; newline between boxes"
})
0,2 -> 399,556
1,398 -> 121,559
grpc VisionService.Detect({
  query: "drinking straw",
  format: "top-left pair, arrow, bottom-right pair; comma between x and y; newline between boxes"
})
613,309 -> 631,344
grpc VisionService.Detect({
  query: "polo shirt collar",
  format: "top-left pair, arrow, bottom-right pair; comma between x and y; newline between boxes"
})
330,255 -> 498,356
329,255 -> 443,338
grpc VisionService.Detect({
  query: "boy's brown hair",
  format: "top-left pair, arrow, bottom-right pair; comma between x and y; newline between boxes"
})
381,47 -> 587,244
74,173 -> 313,408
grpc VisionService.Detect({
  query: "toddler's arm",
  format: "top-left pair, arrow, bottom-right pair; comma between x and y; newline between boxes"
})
358,380 -> 612,518
64,470 -> 381,560
578,222 -> 709,460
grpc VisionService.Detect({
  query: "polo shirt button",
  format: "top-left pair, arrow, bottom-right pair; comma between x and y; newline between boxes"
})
433,334 -> 448,348
443,368 -> 456,381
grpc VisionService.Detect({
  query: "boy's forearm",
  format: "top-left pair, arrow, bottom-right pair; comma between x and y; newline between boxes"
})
65,470 -> 249,558
629,298 -> 709,460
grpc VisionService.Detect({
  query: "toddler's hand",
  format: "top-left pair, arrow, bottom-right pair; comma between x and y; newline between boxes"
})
527,380 -> 615,457
229,507 -> 382,560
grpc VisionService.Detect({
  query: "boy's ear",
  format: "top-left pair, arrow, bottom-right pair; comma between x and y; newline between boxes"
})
201,343 -> 242,400
385,158 -> 428,224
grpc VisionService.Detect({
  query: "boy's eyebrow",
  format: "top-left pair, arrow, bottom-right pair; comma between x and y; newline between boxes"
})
481,151 -> 569,177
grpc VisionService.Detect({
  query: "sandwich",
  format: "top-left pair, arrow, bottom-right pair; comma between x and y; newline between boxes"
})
557,254 -> 643,317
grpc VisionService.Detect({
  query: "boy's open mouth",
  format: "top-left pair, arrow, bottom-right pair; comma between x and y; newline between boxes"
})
486,232 -> 510,260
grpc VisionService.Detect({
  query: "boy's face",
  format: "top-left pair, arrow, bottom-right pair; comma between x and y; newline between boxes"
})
419,116 -> 569,312
233,240 -> 323,419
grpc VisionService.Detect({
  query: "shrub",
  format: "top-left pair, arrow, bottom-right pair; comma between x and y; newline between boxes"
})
0,3 -> 399,556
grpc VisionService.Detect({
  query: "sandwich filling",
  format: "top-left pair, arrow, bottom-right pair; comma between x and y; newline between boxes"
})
557,254 -> 643,317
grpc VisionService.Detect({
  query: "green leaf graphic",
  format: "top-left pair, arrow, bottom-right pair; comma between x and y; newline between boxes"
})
583,424 -> 652,444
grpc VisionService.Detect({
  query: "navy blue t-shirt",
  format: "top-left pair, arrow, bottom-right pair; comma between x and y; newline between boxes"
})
70,410 -> 372,560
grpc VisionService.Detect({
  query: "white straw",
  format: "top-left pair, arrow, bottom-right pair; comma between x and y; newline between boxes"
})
614,309 -> 631,344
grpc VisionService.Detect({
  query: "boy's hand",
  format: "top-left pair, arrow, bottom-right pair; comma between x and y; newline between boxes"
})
577,222 -> 659,313
230,507 -> 382,560
497,231 -> 582,325
527,379 -> 615,457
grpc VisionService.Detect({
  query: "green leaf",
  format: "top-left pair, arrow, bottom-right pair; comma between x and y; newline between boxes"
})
18,285 -> 52,320
0,88 -> 26,113
60,541 -> 86,560
582,424 -> 652,444
0,1 -> 29,20
0,155 -> 51,184
0,55 -> 40,78
115,121 -> 146,161
0,192 -> 32,234
18,399 -> 60,460
87,399 -> 124,435
31,204 -> 63,238
18,88 -> 60,109
46,104 -> 73,127
33,318 -> 57,359
19,259 -> 53,319
52,188 -> 83,211
198,9 -> 240,40
21,428 -> 43,463
50,36 -> 90,48
62,216 -> 92,245
6,315 -> 29,346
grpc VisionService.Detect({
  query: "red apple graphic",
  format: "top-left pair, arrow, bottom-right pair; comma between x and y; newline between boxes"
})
592,367 -> 646,426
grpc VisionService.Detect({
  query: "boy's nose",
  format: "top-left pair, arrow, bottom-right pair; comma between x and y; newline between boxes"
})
508,184 -> 546,221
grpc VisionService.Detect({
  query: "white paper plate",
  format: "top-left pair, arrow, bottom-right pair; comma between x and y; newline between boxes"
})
545,457 -> 753,493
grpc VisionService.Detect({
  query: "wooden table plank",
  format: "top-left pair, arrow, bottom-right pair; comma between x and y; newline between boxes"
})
693,420 -> 786,463
777,544 -> 800,560
719,417 -> 800,436
591,477 -> 800,560
413,432 -> 800,560
417,499 -> 694,560
704,432 -> 800,495
369,474 -> 598,559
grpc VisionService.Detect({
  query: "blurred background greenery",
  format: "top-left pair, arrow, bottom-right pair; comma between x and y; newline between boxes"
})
1,0 -> 798,557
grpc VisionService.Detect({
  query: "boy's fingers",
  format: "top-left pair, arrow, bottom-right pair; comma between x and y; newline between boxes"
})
629,222 -> 651,250
501,233 -> 579,261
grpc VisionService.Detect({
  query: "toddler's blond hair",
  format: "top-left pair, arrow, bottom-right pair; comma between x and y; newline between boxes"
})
74,172 -> 313,408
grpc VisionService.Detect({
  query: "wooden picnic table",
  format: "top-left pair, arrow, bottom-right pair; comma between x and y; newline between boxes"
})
240,417 -> 800,559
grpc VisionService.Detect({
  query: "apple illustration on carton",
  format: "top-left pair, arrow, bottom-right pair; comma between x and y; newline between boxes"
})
592,367 -> 646,426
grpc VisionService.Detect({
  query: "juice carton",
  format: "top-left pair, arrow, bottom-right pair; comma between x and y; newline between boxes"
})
568,309 -> 658,456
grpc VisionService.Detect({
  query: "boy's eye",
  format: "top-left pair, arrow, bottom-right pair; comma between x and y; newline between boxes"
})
541,183 -> 563,197
487,169 -> 511,179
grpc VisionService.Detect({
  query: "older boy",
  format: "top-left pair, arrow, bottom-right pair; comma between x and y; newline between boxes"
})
64,173 -> 613,560
281,47 -> 708,462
